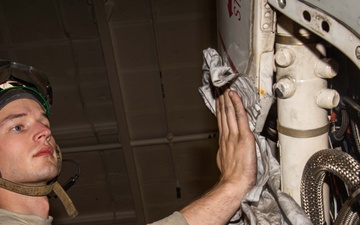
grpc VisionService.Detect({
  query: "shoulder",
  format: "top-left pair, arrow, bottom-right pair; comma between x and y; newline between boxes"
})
0,209 -> 53,225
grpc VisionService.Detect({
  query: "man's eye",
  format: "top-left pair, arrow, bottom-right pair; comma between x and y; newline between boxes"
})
11,125 -> 23,131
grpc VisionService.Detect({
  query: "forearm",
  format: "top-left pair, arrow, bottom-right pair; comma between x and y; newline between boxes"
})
180,180 -> 248,225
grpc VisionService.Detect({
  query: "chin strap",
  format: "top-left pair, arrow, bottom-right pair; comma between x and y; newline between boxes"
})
0,145 -> 78,218
52,181 -> 78,218
0,177 -> 53,195
0,178 -> 78,217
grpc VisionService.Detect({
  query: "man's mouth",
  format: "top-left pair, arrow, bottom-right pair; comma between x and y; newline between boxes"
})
33,145 -> 54,157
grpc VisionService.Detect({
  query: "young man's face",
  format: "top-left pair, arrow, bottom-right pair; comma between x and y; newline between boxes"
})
0,98 -> 58,185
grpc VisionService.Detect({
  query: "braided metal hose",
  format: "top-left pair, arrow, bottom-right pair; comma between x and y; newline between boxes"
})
301,149 -> 360,225
351,120 -> 360,154
334,187 -> 360,224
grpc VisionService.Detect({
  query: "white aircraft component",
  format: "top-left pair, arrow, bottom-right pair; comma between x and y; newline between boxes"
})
218,0 -> 360,224
217,0 -> 276,133
267,0 -> 360,69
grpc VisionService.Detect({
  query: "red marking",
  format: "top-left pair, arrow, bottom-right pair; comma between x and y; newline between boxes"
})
330,111 -> 336,123
227,0 -> 242,21
233,0 -> 242,21
227,0 -> 233,17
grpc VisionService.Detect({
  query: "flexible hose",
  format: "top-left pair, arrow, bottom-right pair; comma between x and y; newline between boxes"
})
333,109 -> 349,139
343,96 -> 360,153
301,149 -> 360,225
334,187 -> 360,224
350,120 -> 360,154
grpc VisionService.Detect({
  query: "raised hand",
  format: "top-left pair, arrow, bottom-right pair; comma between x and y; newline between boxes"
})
216,89 -> 257,192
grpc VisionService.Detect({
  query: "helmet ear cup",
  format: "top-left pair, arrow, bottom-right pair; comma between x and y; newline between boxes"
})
55,145 -> 62,176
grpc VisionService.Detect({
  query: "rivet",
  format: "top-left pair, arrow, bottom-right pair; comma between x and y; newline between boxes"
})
278,0 -> 286,9
356,46 -> 360,59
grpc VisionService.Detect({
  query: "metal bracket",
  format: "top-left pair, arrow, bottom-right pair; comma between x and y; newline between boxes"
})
267,0 -> 360,69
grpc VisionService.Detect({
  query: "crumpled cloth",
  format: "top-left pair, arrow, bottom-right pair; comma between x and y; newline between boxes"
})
199,48 -> 313,225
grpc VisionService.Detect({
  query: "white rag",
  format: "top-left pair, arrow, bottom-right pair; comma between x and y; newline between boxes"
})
199,48 -> 313,225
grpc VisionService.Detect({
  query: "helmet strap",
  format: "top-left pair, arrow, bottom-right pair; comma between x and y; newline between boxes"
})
0,178 -> 78,217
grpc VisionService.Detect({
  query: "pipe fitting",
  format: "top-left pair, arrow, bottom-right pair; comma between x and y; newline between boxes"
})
314,58 -> 339,79
273,76 -> 296,98
275,47 -> 295,67
316,88 -> 340,109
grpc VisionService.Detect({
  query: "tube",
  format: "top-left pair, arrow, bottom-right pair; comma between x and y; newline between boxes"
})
301,149 -> 360,224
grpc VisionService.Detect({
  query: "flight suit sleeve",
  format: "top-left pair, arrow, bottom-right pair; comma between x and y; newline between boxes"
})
147,212 -> 189,225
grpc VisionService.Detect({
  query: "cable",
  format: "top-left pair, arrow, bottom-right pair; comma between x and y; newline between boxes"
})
49,159 -> 81,198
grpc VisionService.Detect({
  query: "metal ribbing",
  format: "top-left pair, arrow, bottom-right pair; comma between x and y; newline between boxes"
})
301,149 -> 360,225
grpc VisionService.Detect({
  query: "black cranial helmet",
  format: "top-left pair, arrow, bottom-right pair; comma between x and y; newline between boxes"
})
0,61 -> 52,115
0,60 -> 78,218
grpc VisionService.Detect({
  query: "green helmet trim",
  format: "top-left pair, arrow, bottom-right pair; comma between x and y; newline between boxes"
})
0,86 -> 51,115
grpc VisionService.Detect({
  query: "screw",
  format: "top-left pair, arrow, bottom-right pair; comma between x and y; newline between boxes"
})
278,0 -> 286,9
356,46 -> 360,59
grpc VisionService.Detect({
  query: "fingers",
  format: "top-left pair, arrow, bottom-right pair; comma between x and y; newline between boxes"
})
216,89 -> 229,138
228,90 -> 251,134
215,93 -> 222,135
224,90 -> 239,137
216,89 -> 248,137
215,88 -> 256,190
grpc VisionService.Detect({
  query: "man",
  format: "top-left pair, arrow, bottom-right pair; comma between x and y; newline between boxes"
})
0,61 -> 79,224
0,93 -> 56,224
0,61 -> 256,225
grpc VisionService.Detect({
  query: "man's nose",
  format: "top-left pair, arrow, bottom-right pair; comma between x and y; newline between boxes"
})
34,122 -> 52,142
